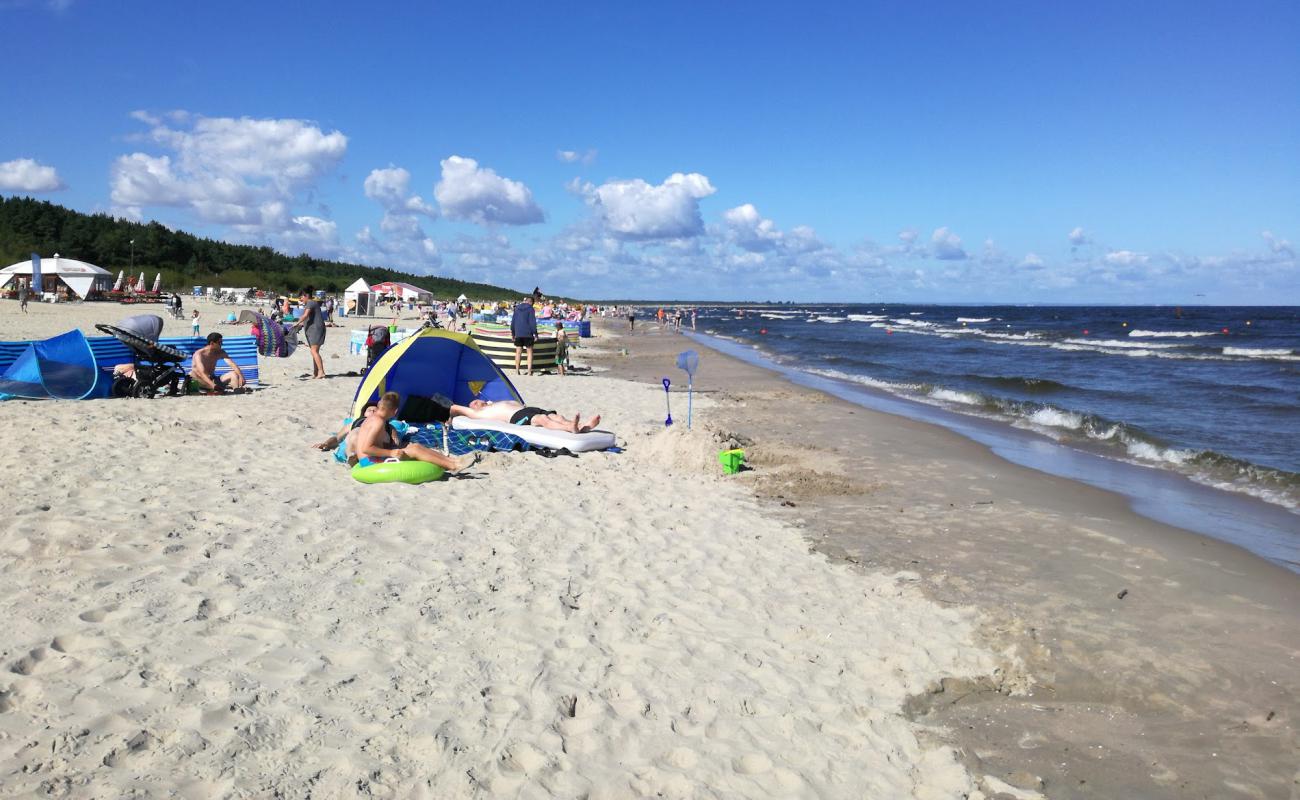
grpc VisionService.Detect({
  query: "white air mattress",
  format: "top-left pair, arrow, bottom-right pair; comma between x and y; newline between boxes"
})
451,415 -> 617,452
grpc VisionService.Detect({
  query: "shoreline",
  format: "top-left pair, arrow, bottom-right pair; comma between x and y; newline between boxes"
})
587,318 -> 1300,799
690,329 -> 1300,572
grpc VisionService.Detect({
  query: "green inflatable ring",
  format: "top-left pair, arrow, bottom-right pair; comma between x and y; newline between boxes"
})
351,460 -> 444,485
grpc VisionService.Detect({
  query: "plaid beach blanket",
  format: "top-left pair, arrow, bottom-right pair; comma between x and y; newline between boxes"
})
406,423 -> 530,455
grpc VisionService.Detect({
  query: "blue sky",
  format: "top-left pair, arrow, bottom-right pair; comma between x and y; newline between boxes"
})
3,0 -> 1297,302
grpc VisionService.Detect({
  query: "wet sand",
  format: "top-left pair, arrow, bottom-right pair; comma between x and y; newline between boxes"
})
591,317 -> 1300,800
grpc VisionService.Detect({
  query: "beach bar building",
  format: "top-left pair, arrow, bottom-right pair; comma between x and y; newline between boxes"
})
0,254 -> 114,300
370,281 -> 433,304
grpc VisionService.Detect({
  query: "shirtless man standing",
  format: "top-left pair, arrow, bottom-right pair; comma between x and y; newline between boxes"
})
190,332 -> 246,392
451,398 -> 601,433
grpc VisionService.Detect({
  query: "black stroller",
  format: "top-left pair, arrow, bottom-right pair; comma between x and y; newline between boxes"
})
364,324 -> 391,374
96,314 -> 187,398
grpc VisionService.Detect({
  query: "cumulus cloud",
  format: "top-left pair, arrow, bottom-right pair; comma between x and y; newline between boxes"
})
557,148 -> 597,165
1068,226 -> 1090,246
575,172 -> 716,241
1103,249 -> 1148,266
898,228 -> 918,245
721,204 -> 784,252
364,166 -> 436,218
110,112 -> 347,253
434,155 -> 544,226
0,158 -> 66,192
1020,252 -> 1044,267
931,227 -> 967,260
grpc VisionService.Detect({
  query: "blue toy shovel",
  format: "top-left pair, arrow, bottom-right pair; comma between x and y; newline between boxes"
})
662,377 -> 673,426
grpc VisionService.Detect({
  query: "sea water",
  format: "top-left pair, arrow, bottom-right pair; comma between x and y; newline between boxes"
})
692,305 -> 1300,563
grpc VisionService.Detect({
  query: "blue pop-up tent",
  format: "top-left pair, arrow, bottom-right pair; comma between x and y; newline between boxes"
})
0,329 -> 106,400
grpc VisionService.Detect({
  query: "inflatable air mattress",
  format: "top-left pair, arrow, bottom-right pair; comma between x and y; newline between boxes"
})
451,415 -> 616,452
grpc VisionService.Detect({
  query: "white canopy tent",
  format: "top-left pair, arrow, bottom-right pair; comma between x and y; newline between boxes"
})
343,278 -> 376,317
0,254 -> 114,299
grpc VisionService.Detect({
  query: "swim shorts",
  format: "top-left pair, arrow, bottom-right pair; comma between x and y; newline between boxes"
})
514,336 -> 535,347
509,406 -> 553,425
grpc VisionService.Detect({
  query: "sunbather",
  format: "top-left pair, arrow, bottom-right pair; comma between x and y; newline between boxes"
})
353,392 -> 473,471
452,398 -> 601,433
190,332 -> 246,392
312,403 -> 379,460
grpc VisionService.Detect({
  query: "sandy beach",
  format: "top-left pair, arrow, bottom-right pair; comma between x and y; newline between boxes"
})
595,318 -> 1300,800
2,299 -> 1017,798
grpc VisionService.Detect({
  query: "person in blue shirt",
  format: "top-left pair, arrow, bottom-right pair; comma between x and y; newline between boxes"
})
511,295 -> 539,375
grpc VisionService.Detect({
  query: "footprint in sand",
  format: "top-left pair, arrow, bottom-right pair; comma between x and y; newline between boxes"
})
78,606 -> 116,623
9,646 -> 76,677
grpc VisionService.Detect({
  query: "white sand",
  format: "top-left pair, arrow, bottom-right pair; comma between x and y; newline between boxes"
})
0,300 -> 1003,798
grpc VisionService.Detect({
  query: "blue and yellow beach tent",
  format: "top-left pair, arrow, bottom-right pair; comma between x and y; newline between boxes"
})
350,328 -> 522,419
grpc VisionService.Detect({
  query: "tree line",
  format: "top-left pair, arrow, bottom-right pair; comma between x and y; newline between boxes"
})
0,196 -> 523,298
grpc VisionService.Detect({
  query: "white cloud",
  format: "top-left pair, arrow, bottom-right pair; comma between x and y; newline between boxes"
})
364,166 -> 436,218
110,112 -> 347,252
1103,249 -> 1148,266
275,215 -> 339,255
359,165 -> 440,267
434,155 -> 544,225
1262,230 -> 1294,257
898,228 -> 918,245
722,204 -> 784,252
931,227 -> 967,260
1020,252 -> 1044,267
557,148 -> 597,165
577,172 -> 716,241
1068,226 -> 1090,246
0,158 -> 66,192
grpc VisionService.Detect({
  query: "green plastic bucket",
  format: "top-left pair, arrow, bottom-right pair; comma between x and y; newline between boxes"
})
718,448 -> 745,475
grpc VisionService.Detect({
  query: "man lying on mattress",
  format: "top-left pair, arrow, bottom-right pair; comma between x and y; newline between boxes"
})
450,399 -> 601,434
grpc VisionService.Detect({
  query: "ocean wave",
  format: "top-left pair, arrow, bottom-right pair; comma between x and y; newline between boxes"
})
847,314 -> 887,322
956,317 -> 993,323
812,316 -> 845,323
1063,338 -> 1184,349
1128,329 -> 1218,338
794,361 -> 1299,512
974,375 -> 1070,393
928,388 -> 983,405
1223,347 -> 1298,360
804,367 -> 924,394
980,331 -> 1043,341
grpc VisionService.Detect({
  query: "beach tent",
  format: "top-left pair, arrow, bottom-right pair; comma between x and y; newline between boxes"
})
343,277 -> 375,317
351,329 -> 522,419
0,255 -> 114,299
0,329 -> 106,400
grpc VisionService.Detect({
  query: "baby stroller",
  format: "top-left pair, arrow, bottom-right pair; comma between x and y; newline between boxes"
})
96,314 -> 187,399
364,325 -> 391,374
